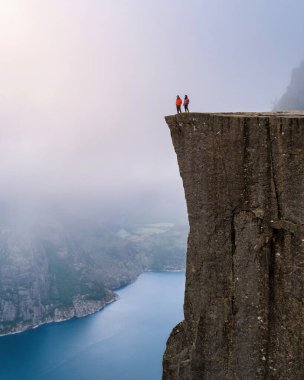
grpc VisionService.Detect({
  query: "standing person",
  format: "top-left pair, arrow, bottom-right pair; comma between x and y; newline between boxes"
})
176,95 -> 182,114
184,95 -> 190,112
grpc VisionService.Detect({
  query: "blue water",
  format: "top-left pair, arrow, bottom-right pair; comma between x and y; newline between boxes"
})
0,272 -> 185,380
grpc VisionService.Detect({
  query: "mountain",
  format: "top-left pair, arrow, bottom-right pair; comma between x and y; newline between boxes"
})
0,220 -> 187,335
275,61 -> 304,110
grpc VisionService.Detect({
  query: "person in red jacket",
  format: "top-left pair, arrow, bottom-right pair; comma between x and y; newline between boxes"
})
176,95 -> 182,113
184,95 -> 190,112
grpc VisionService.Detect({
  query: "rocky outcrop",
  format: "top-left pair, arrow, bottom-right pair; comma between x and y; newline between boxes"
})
1,296 -> 116,336
0,229 -> 114,335
163,113 -> 304,379
275,62 -> 304,111
0,221 -> 186,335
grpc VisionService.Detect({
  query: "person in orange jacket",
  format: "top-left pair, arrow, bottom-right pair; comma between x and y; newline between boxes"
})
176,95 -> 182,114
184,95 -> 190,112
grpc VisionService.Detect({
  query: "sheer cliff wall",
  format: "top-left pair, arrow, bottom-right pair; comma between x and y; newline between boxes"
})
163,112 -> 304,379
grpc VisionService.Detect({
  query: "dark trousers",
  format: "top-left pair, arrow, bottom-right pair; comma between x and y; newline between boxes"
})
176,105 -> 182,113
184,105 -> 189,112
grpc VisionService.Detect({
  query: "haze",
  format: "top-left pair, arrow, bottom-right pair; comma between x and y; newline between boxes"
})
1,0 -> 303,224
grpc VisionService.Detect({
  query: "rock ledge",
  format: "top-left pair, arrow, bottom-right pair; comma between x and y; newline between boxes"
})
163,112 -> 304,379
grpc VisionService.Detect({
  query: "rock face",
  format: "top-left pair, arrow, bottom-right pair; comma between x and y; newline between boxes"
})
275,62 -> 304,111
163,113 -> 304,379
0,221 -> 186,335
0,229 -> 113,335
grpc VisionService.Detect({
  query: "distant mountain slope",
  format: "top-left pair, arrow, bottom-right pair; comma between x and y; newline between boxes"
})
275,61 -> 304,110
0,221 -> 187,335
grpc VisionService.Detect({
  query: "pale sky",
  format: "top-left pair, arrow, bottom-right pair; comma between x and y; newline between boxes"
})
0,0 -> 303,221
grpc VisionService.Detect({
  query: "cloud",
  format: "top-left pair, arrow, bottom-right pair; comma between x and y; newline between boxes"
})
0,0 -> 303,221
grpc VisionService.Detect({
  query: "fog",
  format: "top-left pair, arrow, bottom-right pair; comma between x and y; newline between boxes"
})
1,0 -> 304,225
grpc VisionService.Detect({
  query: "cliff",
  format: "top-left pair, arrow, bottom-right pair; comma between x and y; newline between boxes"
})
275,62 -> 304,111
163,112 -> 304,379
0,222 -> 186,335
0,228 -> 113,335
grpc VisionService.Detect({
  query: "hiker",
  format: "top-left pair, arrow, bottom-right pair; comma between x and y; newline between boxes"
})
176,95 -> 182,114
184,95 -> 190,112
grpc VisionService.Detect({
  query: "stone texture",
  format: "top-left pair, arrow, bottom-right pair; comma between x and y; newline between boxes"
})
163,112 -> 304,379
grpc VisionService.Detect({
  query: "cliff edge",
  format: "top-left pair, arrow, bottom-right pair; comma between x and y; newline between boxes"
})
163,112 -> 304,379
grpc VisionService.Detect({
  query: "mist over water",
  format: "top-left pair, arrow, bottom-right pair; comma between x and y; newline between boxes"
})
0,0 -> 304,223
1,2 -> 304,379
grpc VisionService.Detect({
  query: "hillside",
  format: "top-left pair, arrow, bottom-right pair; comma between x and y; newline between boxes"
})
275,62 -> 304,110
0,220 -> 187,335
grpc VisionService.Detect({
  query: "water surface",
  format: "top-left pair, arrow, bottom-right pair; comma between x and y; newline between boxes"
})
0,272 -> 185,380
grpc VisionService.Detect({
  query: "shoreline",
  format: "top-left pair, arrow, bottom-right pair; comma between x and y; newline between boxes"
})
0,295 -> 119,338
147,269 -> 185,273
112,269 -> 185,292
0,269 -> 185,337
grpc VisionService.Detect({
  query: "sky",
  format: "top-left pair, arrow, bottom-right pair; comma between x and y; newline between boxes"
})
0,0 -> 303,223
